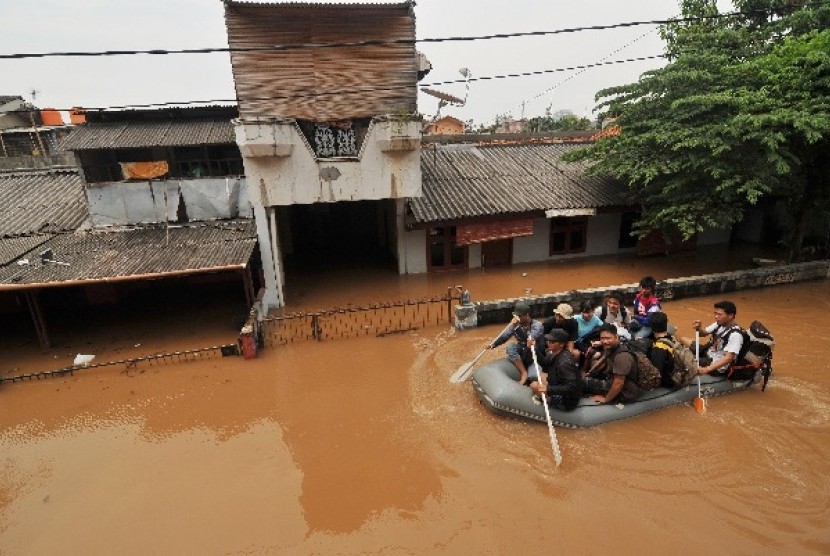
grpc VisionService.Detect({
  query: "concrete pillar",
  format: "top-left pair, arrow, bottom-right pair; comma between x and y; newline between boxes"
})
252,203 -> 281,309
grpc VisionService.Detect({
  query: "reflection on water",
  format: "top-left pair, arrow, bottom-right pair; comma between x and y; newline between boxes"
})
1,263 -> 828,553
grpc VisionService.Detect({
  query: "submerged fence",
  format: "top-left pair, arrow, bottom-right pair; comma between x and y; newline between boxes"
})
0,344 -> 239,384
261,289 -> 459,346
2,288 -> 463,384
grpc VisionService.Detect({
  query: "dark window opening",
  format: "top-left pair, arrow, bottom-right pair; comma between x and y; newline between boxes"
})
79,144 -> 244,183
427,226 -> 467,271
549,217 -> 588,255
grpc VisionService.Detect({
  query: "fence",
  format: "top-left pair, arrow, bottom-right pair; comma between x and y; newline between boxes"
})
261,288 -> 460,346
0,344 -> 239,384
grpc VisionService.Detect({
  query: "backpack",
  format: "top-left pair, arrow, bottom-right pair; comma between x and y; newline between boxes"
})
600,304 -> 628,323
726,320 -> 775,390
653,336 -> 698,387
622,341 -> 661,391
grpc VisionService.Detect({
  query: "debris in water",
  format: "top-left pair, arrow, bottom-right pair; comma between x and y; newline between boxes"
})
73,354 -> 95,367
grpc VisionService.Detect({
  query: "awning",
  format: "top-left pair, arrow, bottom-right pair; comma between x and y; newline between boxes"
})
456,219 -> 534,246
545,208 -> 596,218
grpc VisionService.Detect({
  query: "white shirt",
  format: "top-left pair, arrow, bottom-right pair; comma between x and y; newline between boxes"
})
705,323 -> 744,369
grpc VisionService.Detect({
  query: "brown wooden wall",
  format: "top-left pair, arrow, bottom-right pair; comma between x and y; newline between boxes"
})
224,2 -> 417,121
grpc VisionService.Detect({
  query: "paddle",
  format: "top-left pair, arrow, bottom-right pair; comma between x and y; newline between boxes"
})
694,330 -> 706,414
450,322 -> 513,383
530,343 -> 563,466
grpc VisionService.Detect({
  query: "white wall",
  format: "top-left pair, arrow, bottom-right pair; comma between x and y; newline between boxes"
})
512,213 -> 627,264
468,243 -> 482,269
235,118 -> 421,206
399,227 -> 427,274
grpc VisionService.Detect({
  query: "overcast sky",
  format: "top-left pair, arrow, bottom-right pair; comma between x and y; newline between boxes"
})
1,0 -> 734,125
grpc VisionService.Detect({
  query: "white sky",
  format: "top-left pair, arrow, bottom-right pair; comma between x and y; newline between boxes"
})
0,0 -> 735,125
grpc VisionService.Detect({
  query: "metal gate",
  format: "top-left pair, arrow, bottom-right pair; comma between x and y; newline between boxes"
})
262,289 -> 459,346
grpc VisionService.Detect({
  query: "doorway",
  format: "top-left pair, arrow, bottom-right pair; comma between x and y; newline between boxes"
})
481,238 -> 512,267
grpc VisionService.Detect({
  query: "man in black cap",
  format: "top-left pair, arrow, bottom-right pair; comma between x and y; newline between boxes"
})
489,301 -> 544,384
529,328 -> 584,411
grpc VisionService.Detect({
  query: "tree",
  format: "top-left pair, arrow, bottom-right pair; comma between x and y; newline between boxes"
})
528,106 -> 594,132
567,1 -> 830,261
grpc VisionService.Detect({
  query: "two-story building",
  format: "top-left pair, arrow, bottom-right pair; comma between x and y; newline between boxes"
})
223,0 -> 422,308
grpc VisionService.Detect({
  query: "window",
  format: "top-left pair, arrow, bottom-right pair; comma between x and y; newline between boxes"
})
549,217 -> 587,255
618,211 -> 639,248
427,226 -> 467,271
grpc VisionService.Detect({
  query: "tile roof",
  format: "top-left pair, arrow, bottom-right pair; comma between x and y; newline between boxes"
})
0,170 -> 87,236
0,220 -> 258,289
410,142 -> 628,224
61,119 -> 236,151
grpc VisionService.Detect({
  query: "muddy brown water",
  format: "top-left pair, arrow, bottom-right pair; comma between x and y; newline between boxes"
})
2,248 -> 829,554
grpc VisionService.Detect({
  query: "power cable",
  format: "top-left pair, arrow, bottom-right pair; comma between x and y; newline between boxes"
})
1,2 -> 826,60
508,27 -> 658,118
3,54 -> 665,114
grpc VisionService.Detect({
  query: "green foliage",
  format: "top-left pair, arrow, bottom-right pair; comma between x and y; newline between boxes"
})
567,2 -> 830,260
528,107 -> 594,132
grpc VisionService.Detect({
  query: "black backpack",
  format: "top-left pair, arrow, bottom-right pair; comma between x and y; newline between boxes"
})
600,304 -> 628,323
725,321 -> 775,390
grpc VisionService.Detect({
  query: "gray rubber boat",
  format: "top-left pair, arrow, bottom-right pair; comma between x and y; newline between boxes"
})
471,358 -> 760,428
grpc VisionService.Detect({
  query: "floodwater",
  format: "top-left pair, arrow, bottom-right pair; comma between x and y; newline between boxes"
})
2,248 -> 829,554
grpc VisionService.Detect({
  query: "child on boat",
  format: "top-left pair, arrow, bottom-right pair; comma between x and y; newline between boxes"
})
630,276 -> 661,339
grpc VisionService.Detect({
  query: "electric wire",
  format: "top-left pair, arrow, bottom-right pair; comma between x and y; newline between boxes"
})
2,54 -> 665,114
508,27 -> 658,118
1,2 -> 826,60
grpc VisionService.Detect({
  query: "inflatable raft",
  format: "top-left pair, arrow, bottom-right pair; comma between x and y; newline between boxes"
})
471,358 -> 760,428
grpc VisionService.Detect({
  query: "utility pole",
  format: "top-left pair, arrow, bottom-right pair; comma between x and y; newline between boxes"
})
28,89 -> 46,156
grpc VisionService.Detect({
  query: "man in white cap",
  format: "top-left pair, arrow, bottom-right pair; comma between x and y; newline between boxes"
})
488,302 -> 544,384
543,303 -> 579,359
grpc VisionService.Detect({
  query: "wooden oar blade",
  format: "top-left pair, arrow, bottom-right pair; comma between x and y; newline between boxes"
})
449,362 -> 474,383
450,348 -> 488,383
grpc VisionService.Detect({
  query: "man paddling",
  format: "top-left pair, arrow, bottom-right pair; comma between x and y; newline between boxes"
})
529,328 -> 584,411
679,300 -> 744,375
488,302 -> 544,385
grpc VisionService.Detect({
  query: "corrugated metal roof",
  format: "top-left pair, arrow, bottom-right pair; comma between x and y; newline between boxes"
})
61,119 -> 236,150
0,234 -> 54,266
410,143 -> 628,224
0,170 -> 87,236
224,2 -> 416,120
0,220 -> 258,288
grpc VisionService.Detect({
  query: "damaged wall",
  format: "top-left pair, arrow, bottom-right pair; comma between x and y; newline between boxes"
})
85,177 -> 252,226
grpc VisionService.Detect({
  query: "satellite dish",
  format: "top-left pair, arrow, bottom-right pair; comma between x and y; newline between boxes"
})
421,88 -> 465,105
422,68 -> 473,123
